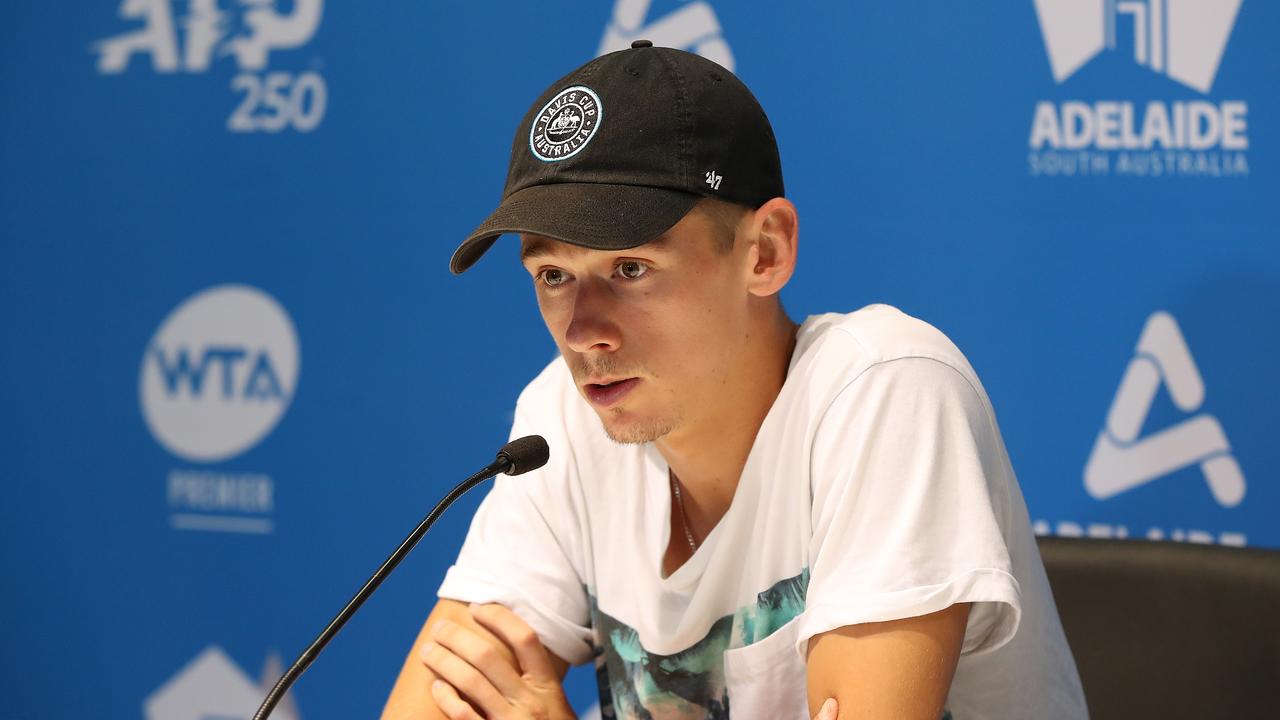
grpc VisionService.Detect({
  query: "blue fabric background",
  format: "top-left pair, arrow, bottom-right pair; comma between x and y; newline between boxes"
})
1,1 -> 1274,716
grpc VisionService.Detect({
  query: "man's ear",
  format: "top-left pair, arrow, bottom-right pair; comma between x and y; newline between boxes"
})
744,197 -> 799,297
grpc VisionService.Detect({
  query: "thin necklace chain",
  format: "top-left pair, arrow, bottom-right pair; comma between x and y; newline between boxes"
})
666,324 -> 799,558
669,472 -> 699,553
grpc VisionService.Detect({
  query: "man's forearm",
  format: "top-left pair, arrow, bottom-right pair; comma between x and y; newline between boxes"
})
382,599 -> 520,720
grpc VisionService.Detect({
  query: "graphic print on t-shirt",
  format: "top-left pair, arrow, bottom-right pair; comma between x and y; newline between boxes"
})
590,569 -> 809,719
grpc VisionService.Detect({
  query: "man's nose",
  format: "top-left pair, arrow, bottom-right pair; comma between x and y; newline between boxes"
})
564,276 -> 621,354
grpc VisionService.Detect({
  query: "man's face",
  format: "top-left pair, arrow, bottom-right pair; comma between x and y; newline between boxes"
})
520,205 -> 752,445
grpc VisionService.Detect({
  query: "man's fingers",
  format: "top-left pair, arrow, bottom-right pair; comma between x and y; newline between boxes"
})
419,639 -> 509,716
470,603 -> 559,681
429,618 -> 528,698
429,678 -> 484,720
815,697 -> 838,720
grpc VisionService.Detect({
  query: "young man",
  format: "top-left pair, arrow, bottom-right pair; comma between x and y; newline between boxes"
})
383,42 -> 1087,720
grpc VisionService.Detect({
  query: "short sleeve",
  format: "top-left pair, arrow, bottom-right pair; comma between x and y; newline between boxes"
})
437,379 -> 595,666
796,356 -> 1022,659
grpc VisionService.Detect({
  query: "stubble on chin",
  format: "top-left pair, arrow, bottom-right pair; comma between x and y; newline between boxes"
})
598,407 -> 677,445
568,355 -> 675,444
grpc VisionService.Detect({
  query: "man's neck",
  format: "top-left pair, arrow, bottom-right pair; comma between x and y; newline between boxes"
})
655,309 -> 800,538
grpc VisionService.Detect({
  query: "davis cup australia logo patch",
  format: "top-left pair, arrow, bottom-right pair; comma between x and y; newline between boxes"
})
529,86 -> 602,162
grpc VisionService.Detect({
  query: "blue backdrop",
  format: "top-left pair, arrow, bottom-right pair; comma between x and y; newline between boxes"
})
2,1 -> 1275,717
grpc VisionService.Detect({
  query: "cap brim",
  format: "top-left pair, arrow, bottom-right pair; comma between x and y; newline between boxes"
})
450,183 -> 701,274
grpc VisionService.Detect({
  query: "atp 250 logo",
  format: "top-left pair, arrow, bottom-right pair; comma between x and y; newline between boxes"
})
1029,0 -> 1247,177
93,0 -> 326,133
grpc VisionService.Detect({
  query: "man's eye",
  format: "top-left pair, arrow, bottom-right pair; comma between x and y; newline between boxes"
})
539,268 -> 568,287
616,261 -> 649,279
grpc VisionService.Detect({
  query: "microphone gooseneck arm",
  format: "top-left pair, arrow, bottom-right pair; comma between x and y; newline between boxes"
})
253,435 -> 550,720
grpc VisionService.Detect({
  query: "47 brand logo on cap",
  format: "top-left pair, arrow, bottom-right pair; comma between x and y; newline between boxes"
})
530,86 -> 603,162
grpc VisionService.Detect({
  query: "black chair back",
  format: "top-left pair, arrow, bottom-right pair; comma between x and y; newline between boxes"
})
1039,537 -> 1280,719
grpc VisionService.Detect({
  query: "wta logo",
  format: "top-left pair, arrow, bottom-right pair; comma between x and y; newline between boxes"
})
1028,0 -> 1249,177
140,284 -> 299,463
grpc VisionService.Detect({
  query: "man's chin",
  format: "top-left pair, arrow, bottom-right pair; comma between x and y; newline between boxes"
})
596,409 -> 675,446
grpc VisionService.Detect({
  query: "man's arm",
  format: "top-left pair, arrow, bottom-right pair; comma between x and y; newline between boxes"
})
806,602 -> 971,720
381,599 -> 571,720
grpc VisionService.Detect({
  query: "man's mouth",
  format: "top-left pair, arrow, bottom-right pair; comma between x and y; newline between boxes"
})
583,377 -> 640,408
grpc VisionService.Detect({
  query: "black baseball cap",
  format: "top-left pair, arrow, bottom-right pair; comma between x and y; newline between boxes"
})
450,40 -> 785,274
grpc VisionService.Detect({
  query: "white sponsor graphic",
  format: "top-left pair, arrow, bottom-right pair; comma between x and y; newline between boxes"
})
1085,308 -> 1244,504
94,0 -> 326,132
168,468 -> 275,534
141,284 -> 299,463
1028,0 -> 1248,177
144,645 -> 300,720
141,284 -> 297,535
1036,311 -> 1247,547
1032,519 -> 1246,546
599,0 -> 734,71
1084,311 -> 1245,507
1033,0 -> 1242,92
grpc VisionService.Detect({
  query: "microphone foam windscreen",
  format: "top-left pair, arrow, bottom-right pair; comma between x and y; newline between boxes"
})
499,435 -> 550,475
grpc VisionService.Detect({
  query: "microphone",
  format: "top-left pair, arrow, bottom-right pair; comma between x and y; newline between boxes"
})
252,435 -> 550,720
496,434 -> 551,476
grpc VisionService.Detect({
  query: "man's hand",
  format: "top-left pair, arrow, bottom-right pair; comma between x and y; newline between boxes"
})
420,603 -> 576,720
814,698 -> 838,720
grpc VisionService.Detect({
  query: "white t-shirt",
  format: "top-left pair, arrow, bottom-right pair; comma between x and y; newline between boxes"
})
439,304 -> 1088,719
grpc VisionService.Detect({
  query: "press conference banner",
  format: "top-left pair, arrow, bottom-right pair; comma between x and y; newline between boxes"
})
1,1 -> 1275,717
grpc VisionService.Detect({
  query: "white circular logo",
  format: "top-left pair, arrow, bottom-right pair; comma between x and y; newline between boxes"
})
529,85 -> 603,162
139,284 -> 300,463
